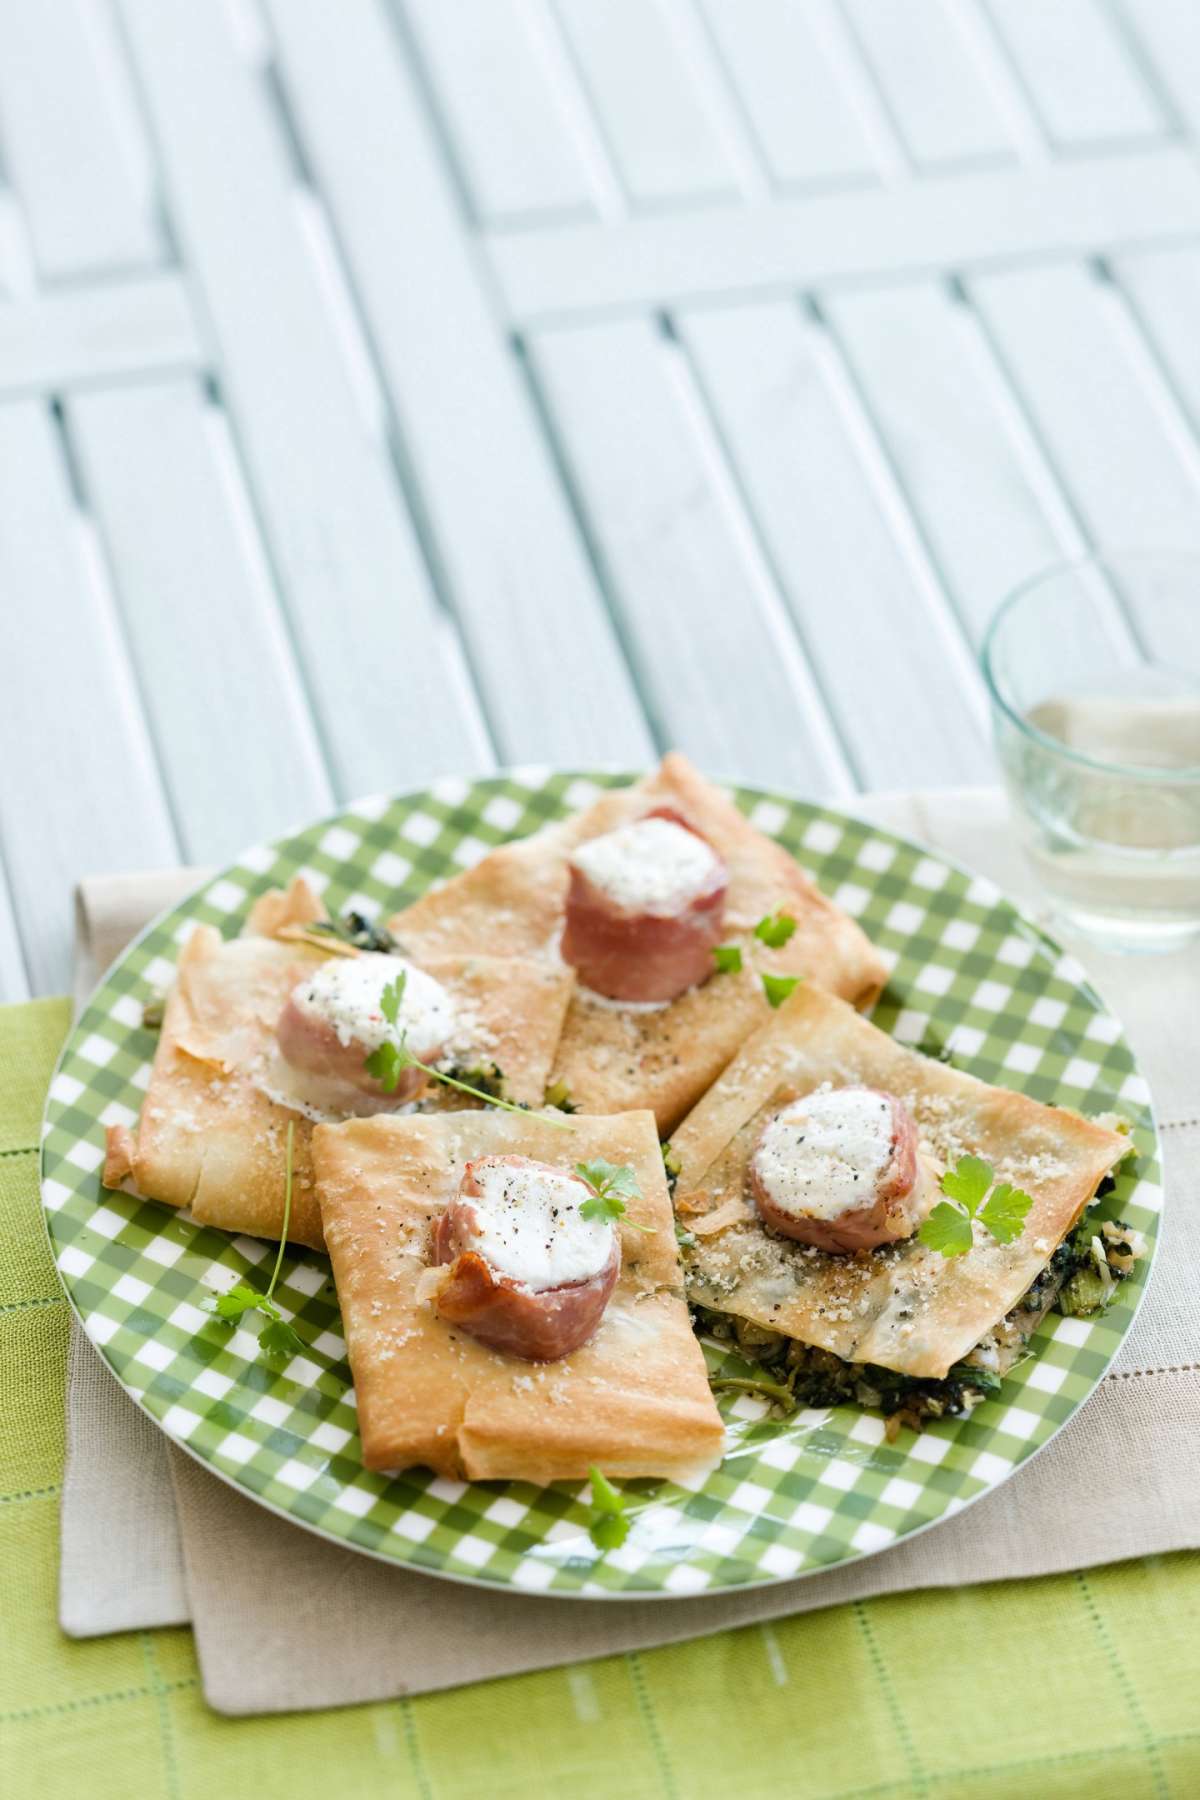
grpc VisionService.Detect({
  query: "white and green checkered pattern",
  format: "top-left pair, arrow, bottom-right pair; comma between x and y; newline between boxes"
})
39,773 -> 1160,1597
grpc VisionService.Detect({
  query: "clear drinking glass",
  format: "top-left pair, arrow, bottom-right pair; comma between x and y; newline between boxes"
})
982,550 -> 1200,951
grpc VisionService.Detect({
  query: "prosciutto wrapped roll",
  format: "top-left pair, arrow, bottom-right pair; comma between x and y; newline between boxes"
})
430,1155 -> 620,1360
561,809 -> 728,1004
276,952 -> 455,1100
749,1085 -> 932,1254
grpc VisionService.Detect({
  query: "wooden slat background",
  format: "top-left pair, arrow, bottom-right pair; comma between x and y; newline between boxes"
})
3,0 -> 1200,998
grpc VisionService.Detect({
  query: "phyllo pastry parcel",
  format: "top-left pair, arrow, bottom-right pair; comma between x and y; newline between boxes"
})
311,1109 -> 725,1482
669,984 -> 1132,1425
102,879 -> 574,1249
389,753 -> 887,1134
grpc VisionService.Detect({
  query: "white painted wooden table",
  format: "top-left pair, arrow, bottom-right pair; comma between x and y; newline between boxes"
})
4,0 -> 1200,1000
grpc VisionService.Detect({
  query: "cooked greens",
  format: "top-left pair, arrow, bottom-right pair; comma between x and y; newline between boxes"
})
442,1062 -> 508,1102
306,910 -> 399,955
694,1305 -> 1002,1433
1055,1217 -> 1146,1317
693,1209 -> 1145,1435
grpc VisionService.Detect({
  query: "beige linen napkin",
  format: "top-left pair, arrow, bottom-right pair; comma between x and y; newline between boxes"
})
59,870 -> 216,1636
59,792 -> 1200,1714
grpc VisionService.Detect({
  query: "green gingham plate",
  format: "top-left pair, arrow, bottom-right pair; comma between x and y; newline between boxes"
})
40,772 -> 1160,1598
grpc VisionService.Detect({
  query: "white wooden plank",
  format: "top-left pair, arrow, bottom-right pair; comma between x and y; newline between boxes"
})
528,316 -> 853,793
679,300 -> 990,789
0,401 -> 177,993
1116,246 -> 1200,434
840,0 -> 1017,168
0,0 -> 161,278
554,0 -> 741,207
0,274 -> 201,399
401,0 -> 599,223
1118,0 -> 1200,133
698,0 -> 881,188
970,259 -> 1200,669
1094,249 -> 1200,672
119,0 -> 491,797
488,148 -> 1200,322
985,0 -> 1166,147
971,261 -> 1200,556
0,191 -> 37,299
265,0 -> 653,769
826,280 -> 1085,643
67,379 -> 335,862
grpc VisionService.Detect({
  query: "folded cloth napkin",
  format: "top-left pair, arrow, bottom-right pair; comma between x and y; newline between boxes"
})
59,791 -> 1200,1715
57,869 -> 216,1636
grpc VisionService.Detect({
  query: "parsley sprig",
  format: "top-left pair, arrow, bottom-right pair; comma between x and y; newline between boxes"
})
575,1159 -> 655,1232
364,973 -> 568,1128
587,1465 -> 630,1550
918,1154 -> 1033,1259
754,910 -> 797,948
204,1121 -> 305,1359
712,911 -> 802,1009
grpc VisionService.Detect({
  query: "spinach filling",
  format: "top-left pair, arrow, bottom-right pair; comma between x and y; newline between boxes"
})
305,910 -> 399,955
693,1214 -> 1145,1434
695,1305 -> 1001,1433
438,1062 -> 508,1101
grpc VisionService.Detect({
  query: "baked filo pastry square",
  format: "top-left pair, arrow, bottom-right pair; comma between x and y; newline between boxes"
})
102,878 -> 574,1250
389,753 -> 887,1135
669,983 -> 1131,1383
312,1109 -> 725,1482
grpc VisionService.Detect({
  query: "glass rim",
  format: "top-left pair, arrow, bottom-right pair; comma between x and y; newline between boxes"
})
981,550 -> 1200,784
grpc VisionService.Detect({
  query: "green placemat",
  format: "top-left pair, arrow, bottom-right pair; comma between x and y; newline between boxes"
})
3,997 -> 1198,1798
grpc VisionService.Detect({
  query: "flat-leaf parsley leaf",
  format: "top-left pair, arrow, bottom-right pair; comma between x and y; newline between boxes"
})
587,1465 -> 630,1551
754,911 -> 797,948
939,1153 -> 992,1211
762,972 -> 801,1009
379,971 -> 405,1027
575,1159 -> 655,1232
916,1202 -> 974,1259
712,943 -> 743,974
917,1154 -> 1033,1259
979,1181 -> 1034,1245
204,1121 -> 305,1359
